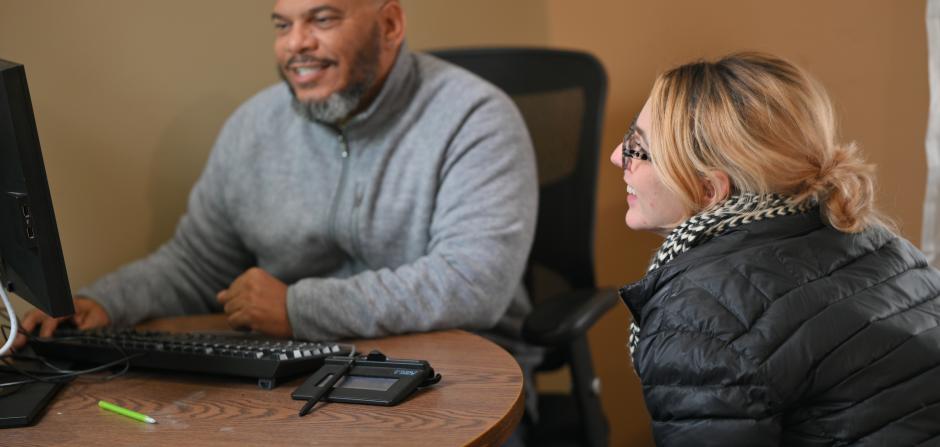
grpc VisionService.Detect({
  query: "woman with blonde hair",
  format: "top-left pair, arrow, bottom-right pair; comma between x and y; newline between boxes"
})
615,52 -> 940,446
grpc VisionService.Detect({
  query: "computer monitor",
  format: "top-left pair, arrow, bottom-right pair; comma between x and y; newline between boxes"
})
0,59 -> 75,428
0,59 -> 74,318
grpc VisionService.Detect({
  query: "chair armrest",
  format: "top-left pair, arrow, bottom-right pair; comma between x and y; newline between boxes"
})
522,288 -> 619,346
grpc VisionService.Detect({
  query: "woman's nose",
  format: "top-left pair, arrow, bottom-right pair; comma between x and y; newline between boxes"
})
610,144 -> 623,169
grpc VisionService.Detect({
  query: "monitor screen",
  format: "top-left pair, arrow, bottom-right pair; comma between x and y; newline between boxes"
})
0,59 -> 73,318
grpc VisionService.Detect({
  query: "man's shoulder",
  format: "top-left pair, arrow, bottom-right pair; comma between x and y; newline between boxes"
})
215,82 -> 292,133
209,83 -> 297,158
231,83 -> 293,123
411,51 -> 511,105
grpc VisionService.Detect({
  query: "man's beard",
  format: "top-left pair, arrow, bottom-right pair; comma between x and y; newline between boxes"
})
280,26 -> 382,124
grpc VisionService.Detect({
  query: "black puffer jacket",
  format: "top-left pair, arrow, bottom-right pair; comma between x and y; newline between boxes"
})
620,209 -> 940,446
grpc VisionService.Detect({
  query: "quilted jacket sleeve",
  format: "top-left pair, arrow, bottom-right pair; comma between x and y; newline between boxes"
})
636,285 -> 784,447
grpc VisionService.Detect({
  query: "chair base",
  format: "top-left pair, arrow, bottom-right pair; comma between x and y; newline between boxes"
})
528,393 -> 598,447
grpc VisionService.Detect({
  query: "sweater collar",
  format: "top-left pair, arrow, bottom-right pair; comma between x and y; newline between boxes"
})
342,43 -> 416,130
291,43 -> 417,133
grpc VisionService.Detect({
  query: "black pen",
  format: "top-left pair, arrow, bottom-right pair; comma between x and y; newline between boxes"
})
299,357 -> 354,417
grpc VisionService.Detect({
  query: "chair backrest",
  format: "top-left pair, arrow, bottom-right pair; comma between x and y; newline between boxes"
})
430,48 -> 608,305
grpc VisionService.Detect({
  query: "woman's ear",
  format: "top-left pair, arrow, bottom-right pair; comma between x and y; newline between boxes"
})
703,171 -> 731,207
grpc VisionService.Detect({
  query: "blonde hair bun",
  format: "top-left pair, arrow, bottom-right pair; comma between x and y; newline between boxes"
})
649,52 -> 884,233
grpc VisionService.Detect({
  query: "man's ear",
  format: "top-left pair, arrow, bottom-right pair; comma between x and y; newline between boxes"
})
378,1 -> 405,49
703,170 -> 731,207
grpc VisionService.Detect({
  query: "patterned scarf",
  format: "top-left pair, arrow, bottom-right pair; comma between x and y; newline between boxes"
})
628,193 -> 812,356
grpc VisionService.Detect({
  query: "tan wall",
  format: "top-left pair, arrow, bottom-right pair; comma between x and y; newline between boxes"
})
0,1 -> 928,446
0,1 -> 278,292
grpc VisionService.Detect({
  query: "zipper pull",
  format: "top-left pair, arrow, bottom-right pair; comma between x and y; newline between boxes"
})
338,132 -> 348,158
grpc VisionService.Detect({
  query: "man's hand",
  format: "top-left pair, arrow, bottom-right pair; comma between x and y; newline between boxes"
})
217,267 -> 292,338
12,297 -> 110,350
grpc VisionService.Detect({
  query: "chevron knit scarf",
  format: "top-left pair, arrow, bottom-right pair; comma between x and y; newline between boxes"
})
628,193 -> 812,357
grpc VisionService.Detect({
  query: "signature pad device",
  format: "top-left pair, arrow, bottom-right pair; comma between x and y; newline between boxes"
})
292,350 -> 441,407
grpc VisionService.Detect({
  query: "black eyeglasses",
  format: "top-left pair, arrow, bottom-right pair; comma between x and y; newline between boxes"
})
622,118 -> 650,171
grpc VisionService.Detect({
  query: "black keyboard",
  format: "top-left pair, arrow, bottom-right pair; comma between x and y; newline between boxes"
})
30,328 -> 354,389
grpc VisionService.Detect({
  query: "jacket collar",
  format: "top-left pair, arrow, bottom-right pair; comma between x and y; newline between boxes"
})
619,208 -> 826,324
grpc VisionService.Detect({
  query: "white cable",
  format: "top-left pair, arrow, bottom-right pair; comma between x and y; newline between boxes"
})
0,285 -> 19,357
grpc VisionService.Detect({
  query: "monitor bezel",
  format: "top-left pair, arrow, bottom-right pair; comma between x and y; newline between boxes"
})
0,59 -> 73,318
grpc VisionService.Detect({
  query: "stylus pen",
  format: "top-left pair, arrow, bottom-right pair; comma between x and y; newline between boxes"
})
299,358 -> 355,417
98,400 -> 157,424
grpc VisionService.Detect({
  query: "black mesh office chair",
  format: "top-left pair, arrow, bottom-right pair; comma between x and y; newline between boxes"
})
431,48 -> 616,447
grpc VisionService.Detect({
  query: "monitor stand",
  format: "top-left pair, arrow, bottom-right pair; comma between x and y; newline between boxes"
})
0,355 -> 72,428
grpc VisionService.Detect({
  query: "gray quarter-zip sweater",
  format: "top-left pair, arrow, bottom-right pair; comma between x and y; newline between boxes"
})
79,48 -> 539,371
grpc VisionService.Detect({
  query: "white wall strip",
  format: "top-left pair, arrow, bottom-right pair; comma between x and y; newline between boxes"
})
923,0 -> 940,267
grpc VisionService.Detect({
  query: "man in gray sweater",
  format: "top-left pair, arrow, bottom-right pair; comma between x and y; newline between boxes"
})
18,0 -> 539,394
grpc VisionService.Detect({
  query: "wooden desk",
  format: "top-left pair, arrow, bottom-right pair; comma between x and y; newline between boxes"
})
6,317 -> 524,446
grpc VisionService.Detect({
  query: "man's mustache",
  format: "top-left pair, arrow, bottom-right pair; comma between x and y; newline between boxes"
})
286,54 -> 337,67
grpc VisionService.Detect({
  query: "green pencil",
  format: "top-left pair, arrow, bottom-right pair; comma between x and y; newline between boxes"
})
98,400 -> 157,424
